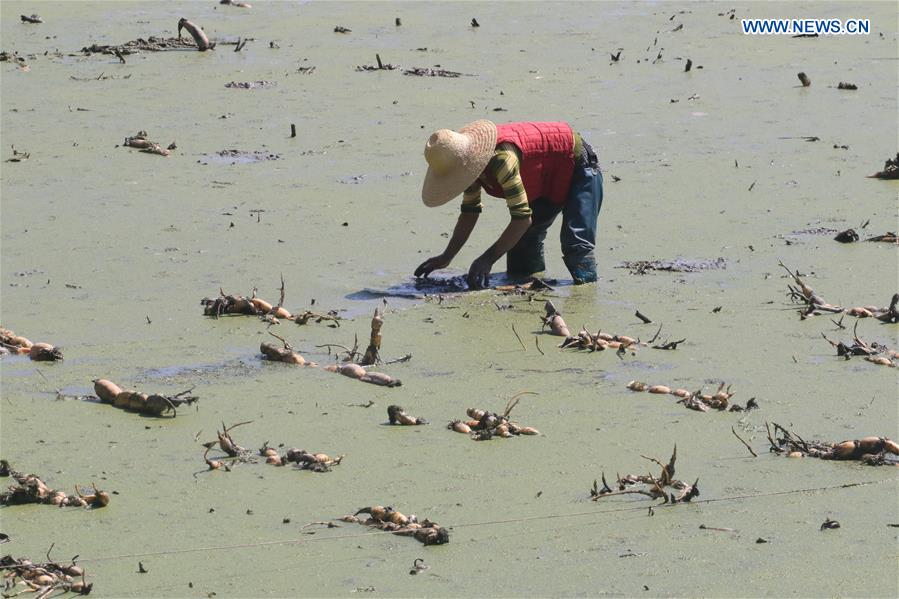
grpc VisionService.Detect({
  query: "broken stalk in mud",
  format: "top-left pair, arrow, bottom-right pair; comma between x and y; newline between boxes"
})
360,308 -> 383,365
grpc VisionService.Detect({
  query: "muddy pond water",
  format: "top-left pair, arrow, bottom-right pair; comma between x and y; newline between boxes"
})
1,1 -> 897,597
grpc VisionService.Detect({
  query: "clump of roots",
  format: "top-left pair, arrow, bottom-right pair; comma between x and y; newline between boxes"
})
780,263 -> 898,322
868,153 -> 899,180
447,392 -> 540,439
317,308 -> 406,387
822,320 -> 898,366
0,551 -> 93,596
626,381 -> 758,413
341,506 -> 449,545
766,422 -> 899,465
590,446 -> 699,504
0,326 -> 63,361
201,428 -> 344,473
387,405 -> 428,425
1,461 -> 109,509
92,378 -> 197,417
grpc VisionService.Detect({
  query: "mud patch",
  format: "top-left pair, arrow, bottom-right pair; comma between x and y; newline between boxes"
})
777,227 -> 839,239
617,257 -> 727,274
225,80 -> 277,89
81,36 -> 198,55
403,67 -> 466,77
200,150 -> 282,165
133,358 -> 259,387
363,276 -> 469,298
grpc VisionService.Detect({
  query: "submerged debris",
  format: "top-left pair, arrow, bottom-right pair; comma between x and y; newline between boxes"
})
1,461 -> 109,509
494,277 -> 555,295
447,392 -> 539,440
224,80 -> 277,89
341,506 -> 449,545
122,130 -> 171,156
0,327 -> 62,361
869,153 -> 899,180
618,257 -> 727,274
200,149 -> 282,164
836,82 -> 857,90
403,67 -> 465,77
590,446 -> 699,504
766,423 -> 899,465
20,14 -> 43,24
82,36 -> 200,55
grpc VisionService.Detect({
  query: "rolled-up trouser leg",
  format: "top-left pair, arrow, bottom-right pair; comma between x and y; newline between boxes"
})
560,164 -> 603,284
506,198 -> 562,277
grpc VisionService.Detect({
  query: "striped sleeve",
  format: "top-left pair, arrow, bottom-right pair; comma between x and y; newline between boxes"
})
461,181 -> 483,213
489,144 -> 531,219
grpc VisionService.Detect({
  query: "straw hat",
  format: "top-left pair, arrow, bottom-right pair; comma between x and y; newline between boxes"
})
421,120 -> 497,207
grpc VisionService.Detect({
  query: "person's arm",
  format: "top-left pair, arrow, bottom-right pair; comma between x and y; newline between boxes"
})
467,217 -> 530,287
414,183 -> 483,277
467,147 -> 532,288
413,212 -> 480,277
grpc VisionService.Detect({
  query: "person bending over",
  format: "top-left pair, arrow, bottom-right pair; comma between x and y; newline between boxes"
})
415,120 -> 603,288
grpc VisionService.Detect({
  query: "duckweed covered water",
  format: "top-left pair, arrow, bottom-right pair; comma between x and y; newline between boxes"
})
2,2 -> 897,597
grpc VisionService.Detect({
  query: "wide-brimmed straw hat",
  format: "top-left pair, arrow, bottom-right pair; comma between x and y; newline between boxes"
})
421,120 -> 497,207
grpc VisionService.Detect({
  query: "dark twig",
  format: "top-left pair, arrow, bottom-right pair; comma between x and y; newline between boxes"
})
635,309 -> 652,324
653,338 -> 686,350
648,323 -> 663,344
534,336 -> 544,355
511,323 -> 527,351
731,426 -> 758,457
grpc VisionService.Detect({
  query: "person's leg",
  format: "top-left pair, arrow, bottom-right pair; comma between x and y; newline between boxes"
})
506,198 -> 562,277
560,157 -> 603,284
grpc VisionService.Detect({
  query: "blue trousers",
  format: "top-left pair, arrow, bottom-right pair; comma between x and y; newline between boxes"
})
506,159 -> 604,284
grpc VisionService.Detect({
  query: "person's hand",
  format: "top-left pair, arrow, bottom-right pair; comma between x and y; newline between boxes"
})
466,255 -> 493,289
414,254 -> 451,278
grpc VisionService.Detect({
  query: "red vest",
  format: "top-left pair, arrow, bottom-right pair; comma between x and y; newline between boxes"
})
480,122 -> 575,205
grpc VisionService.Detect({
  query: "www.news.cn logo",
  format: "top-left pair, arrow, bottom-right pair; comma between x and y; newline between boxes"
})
742,18 -> 870,35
